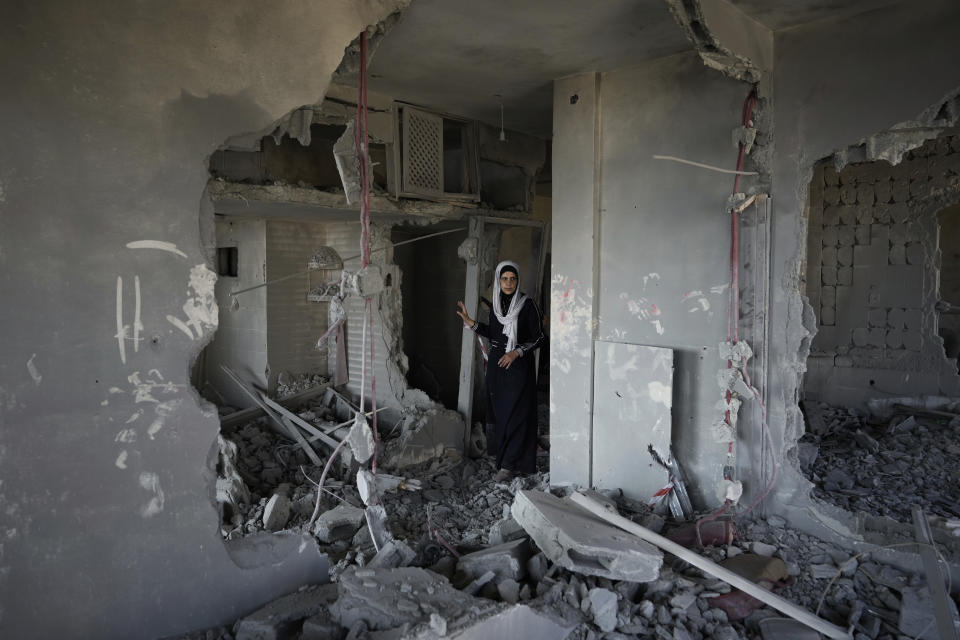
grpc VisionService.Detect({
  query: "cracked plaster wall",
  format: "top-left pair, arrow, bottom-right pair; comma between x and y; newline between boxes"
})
768,0 -> 960,539
0,1 -> 411,637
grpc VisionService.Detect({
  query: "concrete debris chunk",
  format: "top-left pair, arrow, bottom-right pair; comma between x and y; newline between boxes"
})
497,578 -> 520,604
367,538 -> 416,570
749,541 -> 777,557
463,570 -> 496,596
853,429 -> 880,454
234,584 -> 338,640
312,503 -> 365,543
262,493 -> 291,532
346,413 -> 376,464
300,610 -> 342,640
456,538 -> 531,583
331,567 -> 493,632
447,604 -> 576,640
888,415 -> 916,434
511,490 -> 662,582
588,587 -> 618,632
488,516 -> 527,546
364,504 -> 392,551
757,617 -> 821,640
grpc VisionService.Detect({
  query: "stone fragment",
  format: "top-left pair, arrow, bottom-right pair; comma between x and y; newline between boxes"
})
312,503 -> 364,543
449,604 -> 576,640
457,538 -> 531,582
300,611 -> 342,640
345,413 -> 375,464
430,613 -> 448,636
511,490 -> 662,582
497,578 -> 520,604
527,552 -> 549,583
367,538 -> 415,570
824,468 -> 854,491
749,541 -> 777,557
669,590 -> 697,612
853,429 -> 880,454
234,584 -> 338,640
765,515 -> 786,528
809,563 -> 837,580
262,493 -> 291,532
588,588 -> 618,632
489,517 -> 527,546
757,617 -> 821,640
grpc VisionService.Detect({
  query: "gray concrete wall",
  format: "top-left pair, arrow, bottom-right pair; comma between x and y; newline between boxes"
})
550,53 -> 754,508
0,1 -> 407,637
769,0 -> 960,525
206,218 -> 269,408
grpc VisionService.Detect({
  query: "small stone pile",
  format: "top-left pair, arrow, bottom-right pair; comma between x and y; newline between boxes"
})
800,402 -> 960,522
276,372 -> 329,399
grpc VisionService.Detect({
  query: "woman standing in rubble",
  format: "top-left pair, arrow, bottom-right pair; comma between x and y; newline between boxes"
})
457,260 -> 545,482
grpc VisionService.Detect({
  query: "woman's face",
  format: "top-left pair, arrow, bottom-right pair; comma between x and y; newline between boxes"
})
499,270 -> 518,295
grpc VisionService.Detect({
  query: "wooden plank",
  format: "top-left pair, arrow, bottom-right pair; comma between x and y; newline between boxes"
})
260,394 -> 342,451
219,382 -> 329,429
220,365 -> 323,467
568,492 -> 850,639
912,507 -> 960,640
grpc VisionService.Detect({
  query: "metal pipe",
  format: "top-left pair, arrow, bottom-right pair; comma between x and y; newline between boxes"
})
229,226 -> 467,297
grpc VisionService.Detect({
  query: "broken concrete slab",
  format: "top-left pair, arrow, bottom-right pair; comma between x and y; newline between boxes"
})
511,489 -> 662,582
330,567 -> 501,632
445,604 -> 576,640
233,583 -> 338,640
312,504 -> 365,543
898,585 -> 960,640
456,538 -> 531,583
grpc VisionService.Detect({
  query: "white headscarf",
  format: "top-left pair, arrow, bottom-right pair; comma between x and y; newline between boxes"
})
493,260 -> 527,352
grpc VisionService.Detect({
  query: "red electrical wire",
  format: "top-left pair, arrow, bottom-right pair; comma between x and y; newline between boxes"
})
696,88 -> 763,543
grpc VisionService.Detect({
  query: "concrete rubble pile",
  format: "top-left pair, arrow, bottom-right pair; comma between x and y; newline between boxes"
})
193,392 -> 960,640
800,401 -> 960,522
186,453 -> 960,640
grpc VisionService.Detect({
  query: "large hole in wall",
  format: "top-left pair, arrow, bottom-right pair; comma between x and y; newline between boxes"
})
798,130 -> 960,527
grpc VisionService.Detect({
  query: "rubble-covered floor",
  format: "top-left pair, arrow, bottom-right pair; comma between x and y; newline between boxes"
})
799,402 -> 960,523
177,483 -> 960,640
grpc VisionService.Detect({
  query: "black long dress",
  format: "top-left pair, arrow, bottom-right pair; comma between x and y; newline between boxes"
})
473,295 -> 545,474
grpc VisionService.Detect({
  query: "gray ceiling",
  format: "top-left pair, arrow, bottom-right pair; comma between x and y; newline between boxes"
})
364,0 -> 905,138
727,0 -> 902,30
367,0 -> 690,138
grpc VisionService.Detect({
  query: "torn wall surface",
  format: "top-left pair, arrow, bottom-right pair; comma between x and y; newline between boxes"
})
0,1 -> 412,637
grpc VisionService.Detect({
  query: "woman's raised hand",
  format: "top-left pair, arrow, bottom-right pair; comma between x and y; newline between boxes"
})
456,301 -> 474,327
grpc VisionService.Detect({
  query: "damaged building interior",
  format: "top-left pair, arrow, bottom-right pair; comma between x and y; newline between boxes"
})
4,0 -> 960,638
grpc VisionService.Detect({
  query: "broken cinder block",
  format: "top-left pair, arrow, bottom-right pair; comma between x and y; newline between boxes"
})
233,584 -> 338,640
511,490 -> 662,582
312,503 -> 365,543
456,538 -> 532,583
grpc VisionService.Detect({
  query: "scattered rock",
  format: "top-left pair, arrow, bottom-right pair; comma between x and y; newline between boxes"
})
456,538 -> 532,583
262,493 -> 291,532
588,588 -> 618,633
749,541 -> 777,557
312,504 -> 365,543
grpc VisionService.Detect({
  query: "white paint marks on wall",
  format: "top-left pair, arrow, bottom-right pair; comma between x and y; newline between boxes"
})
620,292 -> 665,336
648,381 -> 671,407
115,450 -> 128,469
642,272 -> 661,290
133,275 -> 142,353
115,428 -> 137,443
551,274 -> 594,374
166,264 -> 218,339
115,276 -> 127,364
26,354 -> 41,385
139,471 -> 165,517
710,283 -> 729,295
147,399 -> 181,440
125,410 -> 142,424
126,240 -> 188,258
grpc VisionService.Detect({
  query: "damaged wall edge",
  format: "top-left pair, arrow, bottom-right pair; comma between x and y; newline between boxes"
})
0,1 -> 417,637
768,0 -> 960,550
